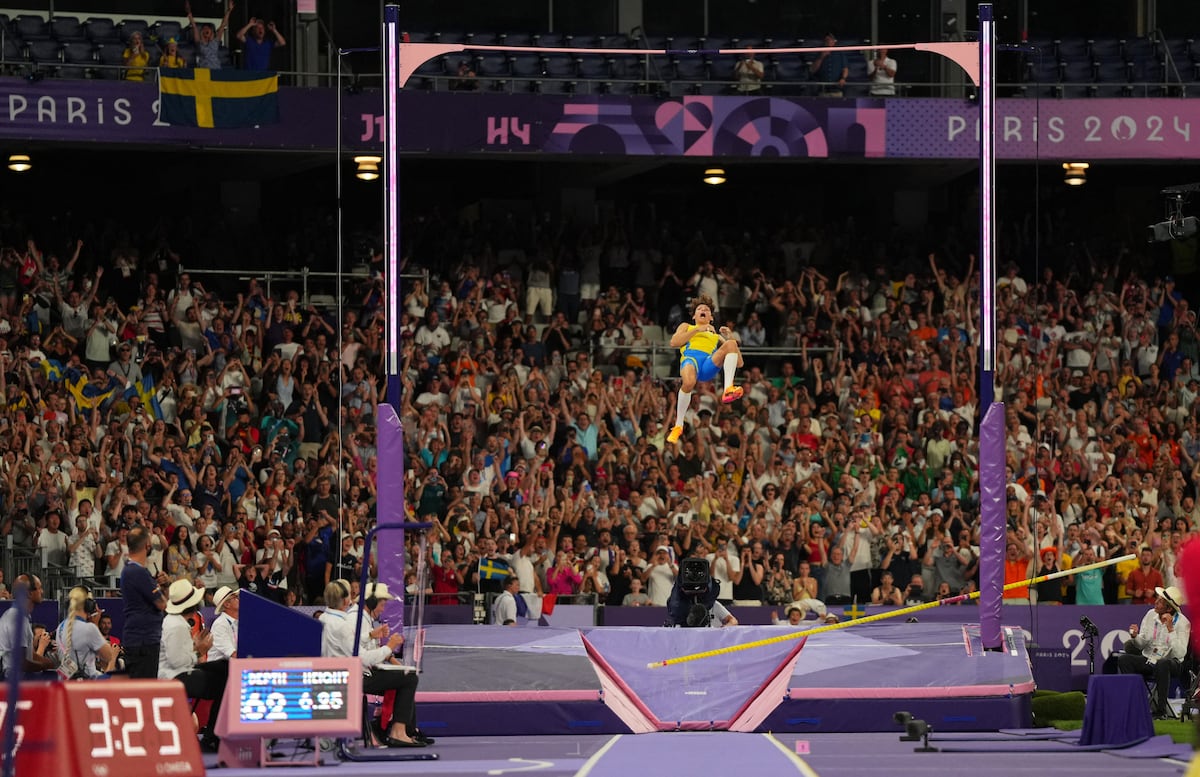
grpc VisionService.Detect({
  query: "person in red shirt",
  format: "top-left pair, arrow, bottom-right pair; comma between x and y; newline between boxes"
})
1126,546 -> 1165,605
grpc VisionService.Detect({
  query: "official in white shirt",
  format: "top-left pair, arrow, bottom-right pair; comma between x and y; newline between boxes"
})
320,580 -> 428,748
207,586 -> 239,661
158,580 -> 228,750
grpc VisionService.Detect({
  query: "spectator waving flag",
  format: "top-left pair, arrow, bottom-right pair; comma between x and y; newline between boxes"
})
158,67 -> 280,129
38,358 -> 64,382
65,370 -> 119,414
124,374 -> 163,420
478,557 -> 512,581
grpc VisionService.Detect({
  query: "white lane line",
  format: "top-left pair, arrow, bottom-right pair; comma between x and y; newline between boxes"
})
574,734 -> 623,777
763,732 -> 822,777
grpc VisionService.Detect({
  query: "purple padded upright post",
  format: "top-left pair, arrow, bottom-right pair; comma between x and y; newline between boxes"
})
979,401 -> 1005,650
376,403 -> 408,631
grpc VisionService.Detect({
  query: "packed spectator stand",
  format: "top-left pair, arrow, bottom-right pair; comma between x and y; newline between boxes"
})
0,196 -> 1189,632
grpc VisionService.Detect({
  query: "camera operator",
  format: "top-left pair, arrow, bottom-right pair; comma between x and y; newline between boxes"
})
666,555 -> 739,628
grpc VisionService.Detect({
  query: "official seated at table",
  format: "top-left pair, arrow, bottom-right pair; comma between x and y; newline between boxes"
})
320,580 -> 430,748
1116,585 -> 1191,718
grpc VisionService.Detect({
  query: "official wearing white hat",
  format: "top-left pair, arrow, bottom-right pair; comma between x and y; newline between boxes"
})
207,586 -> 240,662
1117,584 -> 1191,718
158,580 -> 229,751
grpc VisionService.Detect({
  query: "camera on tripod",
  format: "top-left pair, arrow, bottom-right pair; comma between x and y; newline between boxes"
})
666,557 -> 719,628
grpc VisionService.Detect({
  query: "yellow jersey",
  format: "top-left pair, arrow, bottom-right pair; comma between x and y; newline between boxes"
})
679,325 -> 719,357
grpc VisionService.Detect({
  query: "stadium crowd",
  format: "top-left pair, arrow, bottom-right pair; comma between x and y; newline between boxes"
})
0,210 -> 1192,634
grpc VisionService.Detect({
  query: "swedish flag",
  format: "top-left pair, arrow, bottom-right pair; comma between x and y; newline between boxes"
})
158,67 -> 279,129
124,374 -> 163,420
39,358 -> 64,382
478,558 -> 511,581
66,372 -> 119,414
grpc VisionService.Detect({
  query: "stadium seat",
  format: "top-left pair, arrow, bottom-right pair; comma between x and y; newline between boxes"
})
61,41 -> 95,76
496,32 -> 532,47
119,19 -> 150,43
177,42 -> 195,64
1,37 -> 22,64
672,54 -> 707,82
477,53 -> 509,77
154,21 -> 183,44
26,39 -> 61,67
51,16 -> 86,42
15,14 -> 51,41
84,17 -> 120,45
578,55 -> 612,80
95,44 -> 125,78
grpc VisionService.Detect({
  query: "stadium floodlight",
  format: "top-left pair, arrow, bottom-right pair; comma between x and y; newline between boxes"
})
7,154 -> 31,173
703,168 -> 726,185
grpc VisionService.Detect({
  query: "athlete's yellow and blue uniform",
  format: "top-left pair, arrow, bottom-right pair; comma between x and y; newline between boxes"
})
679,326 -> 721,383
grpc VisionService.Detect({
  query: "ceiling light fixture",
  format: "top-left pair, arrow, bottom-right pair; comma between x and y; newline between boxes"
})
702,167 -> 726,185
1062,161 -> 1089,186
7,154 -> 31,173
354,155 -> 382,181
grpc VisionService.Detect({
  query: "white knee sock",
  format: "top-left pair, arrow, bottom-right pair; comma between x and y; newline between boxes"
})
723,353 -> 738,389
674,390 -> 692,427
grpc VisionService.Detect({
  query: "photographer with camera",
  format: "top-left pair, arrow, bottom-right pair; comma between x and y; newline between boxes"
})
666,554 -> 738,628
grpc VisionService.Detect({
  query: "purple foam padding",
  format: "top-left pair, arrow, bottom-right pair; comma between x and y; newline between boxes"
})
580,632 -> 660,733
583,626 -> 804,729
412,700 -> 633,736
238,589 -> 322,658
979,401 -> 1005,649
376,404 -> 407,631
997,727 -> 1063,735
729,640 -> 806,732
786,622 -> 1034,694
416,625 -> 601,694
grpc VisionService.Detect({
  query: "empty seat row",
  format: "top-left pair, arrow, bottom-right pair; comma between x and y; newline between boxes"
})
0,14 -> 190,47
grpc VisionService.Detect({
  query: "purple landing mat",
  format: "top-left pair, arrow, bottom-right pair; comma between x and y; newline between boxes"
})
412,622 -> 1037,735
786,621 -> 1034,696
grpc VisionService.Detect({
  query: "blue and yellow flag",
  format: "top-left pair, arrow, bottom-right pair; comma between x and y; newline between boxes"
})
124,374 -> 163,420
158,67 -> 279,129
38,358 -> 64,382
478,557 -> 511,581
65,370 -> 119,414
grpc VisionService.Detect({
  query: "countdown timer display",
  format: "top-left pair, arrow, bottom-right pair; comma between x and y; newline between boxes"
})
220,657 -> 362,739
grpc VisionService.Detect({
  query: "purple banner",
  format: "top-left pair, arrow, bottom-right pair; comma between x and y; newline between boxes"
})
2,76 -> 1197,160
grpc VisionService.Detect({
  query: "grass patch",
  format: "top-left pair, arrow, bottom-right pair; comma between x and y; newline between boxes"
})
1037,690 -> 1200,746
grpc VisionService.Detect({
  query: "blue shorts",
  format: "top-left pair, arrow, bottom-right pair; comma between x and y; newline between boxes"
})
680,348 -> 719,383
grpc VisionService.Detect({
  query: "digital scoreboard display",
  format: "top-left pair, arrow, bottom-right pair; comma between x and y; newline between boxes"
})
239,668 -> 352,723
220,657 -> 362,739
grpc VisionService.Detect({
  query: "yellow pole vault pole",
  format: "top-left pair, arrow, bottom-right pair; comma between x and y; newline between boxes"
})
646,553 -> 1134,670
